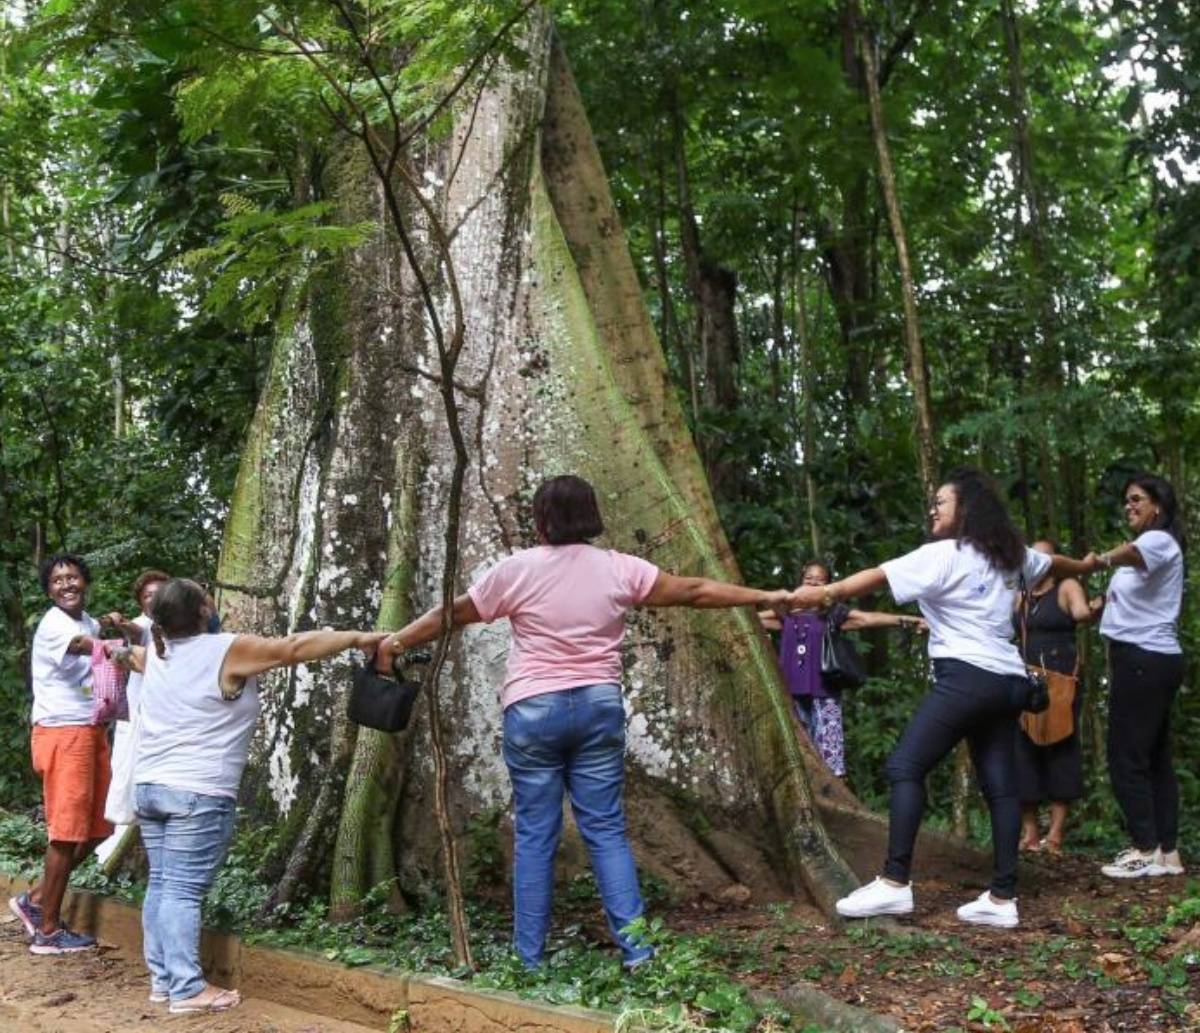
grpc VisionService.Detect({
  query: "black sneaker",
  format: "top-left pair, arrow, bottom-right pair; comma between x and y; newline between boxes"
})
29,927 -> 97,955
8,893 -> 42,938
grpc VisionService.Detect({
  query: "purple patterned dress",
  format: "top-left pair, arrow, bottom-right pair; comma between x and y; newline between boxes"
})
778,610 -> 846,777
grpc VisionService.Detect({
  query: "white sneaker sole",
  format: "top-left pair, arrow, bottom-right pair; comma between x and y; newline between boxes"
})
957,911 -> 1018,929
836,899 -> 913,918
1101,864 -> 1168,879
28,942 -> 95,955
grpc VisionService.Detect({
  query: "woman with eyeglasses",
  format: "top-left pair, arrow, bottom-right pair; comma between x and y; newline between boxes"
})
759,560 -> 924,779
788,469 -> 1091,929
1084,473 -> 1187,880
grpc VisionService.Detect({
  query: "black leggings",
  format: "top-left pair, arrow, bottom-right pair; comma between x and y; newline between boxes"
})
884,659 -> 1027,898
1106,640 -> 1184,852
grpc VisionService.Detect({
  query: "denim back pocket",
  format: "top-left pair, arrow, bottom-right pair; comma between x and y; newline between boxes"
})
503,694 -> 559,751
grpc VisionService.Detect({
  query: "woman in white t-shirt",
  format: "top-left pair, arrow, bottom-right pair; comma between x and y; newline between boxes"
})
1084,473 -> 1187,880
789,469 -> 1091,929
126,579 -> 386,1015
379,474 -> 790,970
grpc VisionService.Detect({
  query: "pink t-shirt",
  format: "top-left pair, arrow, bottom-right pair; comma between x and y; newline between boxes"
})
468,545 -> 660,708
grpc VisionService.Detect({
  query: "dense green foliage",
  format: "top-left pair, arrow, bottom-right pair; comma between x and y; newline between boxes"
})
556,0 -> 1200,838
1,0 -> 1199,892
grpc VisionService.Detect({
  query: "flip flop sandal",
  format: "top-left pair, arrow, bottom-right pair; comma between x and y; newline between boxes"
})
1040,838 -> 1064,857
169,989 -> 241,1014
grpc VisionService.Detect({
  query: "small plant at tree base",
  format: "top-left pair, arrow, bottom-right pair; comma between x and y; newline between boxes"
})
966,996 -> 1008,1030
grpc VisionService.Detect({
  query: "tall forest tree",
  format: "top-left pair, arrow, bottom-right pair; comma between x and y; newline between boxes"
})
122,0 -> 941,923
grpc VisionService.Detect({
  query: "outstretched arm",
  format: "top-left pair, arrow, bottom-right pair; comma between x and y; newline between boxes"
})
757,610 -> 783,631
840,609 -> 926,632
223,629 -> 389,681
1048,553 -> 1097,580
789,567 -> 889,611
641,571 -> 789,611
1084,542 -> 1146,572
381,594 -> 482,658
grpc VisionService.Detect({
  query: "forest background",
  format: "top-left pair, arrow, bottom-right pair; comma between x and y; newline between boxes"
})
0,0 -> 1198,924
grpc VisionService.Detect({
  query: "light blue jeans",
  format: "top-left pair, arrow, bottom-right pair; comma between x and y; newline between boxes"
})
502,683 -> 651,969
135,783 -> 236,1001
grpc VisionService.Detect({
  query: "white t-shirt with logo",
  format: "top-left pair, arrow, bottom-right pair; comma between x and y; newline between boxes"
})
881,539 -> 1051,677
31,606 -> 100,726
1100,530 -> 1183,654
135,633 -> 260,799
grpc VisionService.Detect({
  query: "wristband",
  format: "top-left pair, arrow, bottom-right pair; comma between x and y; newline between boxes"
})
822,585 -> 836,610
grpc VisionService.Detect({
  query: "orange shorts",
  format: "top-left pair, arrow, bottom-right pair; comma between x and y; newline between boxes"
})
31,725 -> 113,843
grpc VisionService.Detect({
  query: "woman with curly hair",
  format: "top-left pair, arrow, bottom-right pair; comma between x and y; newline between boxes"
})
790,469 -> 1091,929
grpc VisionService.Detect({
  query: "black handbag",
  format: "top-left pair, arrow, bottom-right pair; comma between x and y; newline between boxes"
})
348,661 -> 421,733
820,621 -> 867,691
1017,574 -> 1050,715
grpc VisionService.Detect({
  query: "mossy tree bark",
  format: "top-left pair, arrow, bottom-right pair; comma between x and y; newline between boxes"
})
219,20 -> 865,920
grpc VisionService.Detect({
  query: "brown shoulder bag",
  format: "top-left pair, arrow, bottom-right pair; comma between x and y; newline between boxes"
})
1017,590 -> 1078,746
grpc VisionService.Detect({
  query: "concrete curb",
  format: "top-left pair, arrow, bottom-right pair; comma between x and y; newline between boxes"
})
2,873 -> 899,1032
2,874 -> 610,1031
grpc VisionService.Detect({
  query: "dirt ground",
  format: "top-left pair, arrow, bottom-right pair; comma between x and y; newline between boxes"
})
0,913 -> 379,1033
662,850 -> 1200,1032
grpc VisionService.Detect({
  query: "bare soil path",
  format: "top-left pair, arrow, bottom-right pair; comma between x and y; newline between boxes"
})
0,915 -> 380,1033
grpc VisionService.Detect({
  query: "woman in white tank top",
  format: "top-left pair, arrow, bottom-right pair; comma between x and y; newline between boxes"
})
126,578 -> 386,1015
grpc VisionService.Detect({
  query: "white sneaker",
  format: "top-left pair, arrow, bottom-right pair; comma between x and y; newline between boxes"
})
1101,848 -> 1166,879
835,877 -> 913,918
956,890 -> 1019,929
1155,848 -> 1185,875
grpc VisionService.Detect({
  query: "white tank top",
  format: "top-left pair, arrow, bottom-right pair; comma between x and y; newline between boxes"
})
135,633 -> 260,799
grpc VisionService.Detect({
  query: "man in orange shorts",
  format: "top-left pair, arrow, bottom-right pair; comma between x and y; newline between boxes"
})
9,554 -> 112,954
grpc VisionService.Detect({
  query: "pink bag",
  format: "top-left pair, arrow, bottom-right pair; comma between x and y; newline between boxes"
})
90,639 -> 129,725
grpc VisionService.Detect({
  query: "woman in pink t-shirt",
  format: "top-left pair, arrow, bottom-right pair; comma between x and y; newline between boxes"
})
382,475 -> 788,969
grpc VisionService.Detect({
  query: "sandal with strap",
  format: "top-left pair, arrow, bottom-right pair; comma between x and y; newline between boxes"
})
169,987 -> 241,1014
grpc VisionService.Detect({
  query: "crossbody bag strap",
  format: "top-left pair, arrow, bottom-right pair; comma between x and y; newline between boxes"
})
1018,571 -> 1030,659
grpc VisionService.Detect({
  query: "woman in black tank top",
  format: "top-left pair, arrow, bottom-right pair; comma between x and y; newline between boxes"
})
1014,540 -> 1100,853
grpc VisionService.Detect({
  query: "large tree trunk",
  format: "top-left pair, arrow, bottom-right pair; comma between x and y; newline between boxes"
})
216,23 -> 861,918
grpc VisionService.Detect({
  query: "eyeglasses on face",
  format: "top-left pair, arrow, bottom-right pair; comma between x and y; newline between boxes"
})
1124,493 -> 1149,506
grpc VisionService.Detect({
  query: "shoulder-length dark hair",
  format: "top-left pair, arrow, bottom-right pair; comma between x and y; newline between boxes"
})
1125,472 -> 1187,553
943,467 -> 1026,572
532,475 -> 604,545
148,578 -> 211,657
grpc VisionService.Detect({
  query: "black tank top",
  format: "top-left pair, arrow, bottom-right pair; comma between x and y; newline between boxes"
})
1017,584 -> 1077,674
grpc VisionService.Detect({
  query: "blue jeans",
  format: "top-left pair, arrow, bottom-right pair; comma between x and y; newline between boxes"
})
502,683 -> 650,968
883,659 -> 1026,898
135,783 -> 236,1001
